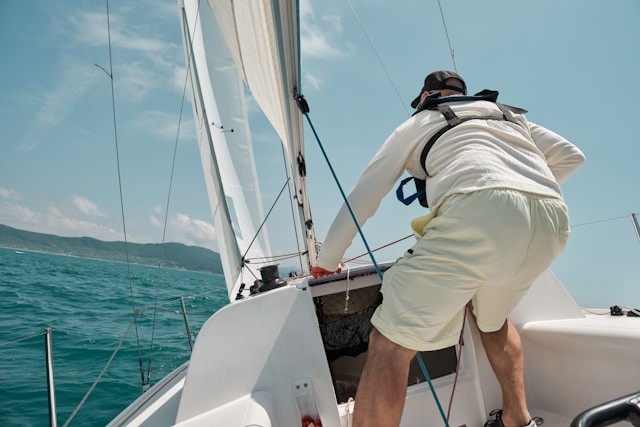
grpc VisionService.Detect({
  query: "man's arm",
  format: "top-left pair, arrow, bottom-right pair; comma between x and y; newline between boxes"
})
529,122 -> 586,183
314,131 -> 410,272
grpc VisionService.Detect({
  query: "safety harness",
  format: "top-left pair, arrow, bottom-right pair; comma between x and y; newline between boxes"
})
396,90 -> 527,207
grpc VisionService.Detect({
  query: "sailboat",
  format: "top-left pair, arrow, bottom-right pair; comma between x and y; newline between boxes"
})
108,0 -> 640,426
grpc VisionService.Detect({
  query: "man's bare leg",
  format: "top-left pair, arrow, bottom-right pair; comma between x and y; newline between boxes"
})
480,319 -> 532,427
352,327 -> 416,427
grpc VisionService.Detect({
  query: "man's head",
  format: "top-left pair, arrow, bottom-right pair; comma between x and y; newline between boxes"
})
410,70 -> 467,108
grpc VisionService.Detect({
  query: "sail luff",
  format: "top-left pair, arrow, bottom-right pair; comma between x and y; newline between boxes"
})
179,3 -> 243,295
208,0 -> 317,272
181,0 -> 273,298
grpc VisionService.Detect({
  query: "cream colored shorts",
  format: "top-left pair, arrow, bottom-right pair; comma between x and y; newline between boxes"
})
371,188 -> 569,351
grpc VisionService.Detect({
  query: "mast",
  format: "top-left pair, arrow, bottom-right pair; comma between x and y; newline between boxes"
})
205,0 -> 317,273
272,0 -> 318,269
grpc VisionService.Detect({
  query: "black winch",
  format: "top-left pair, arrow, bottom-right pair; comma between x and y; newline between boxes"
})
250,264 -> 286,294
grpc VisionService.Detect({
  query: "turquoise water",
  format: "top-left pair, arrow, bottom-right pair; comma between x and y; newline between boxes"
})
0,247 -> 229,426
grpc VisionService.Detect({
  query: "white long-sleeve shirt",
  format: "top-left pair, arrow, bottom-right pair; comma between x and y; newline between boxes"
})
315,99 -> 585,271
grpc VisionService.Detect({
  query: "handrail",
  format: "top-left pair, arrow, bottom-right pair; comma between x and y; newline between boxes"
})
571,390 -> 640,427
45,328 -> 58,427
180,296 -> 194,350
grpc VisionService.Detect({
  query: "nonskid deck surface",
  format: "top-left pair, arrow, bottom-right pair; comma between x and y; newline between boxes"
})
530,408 -> 572,426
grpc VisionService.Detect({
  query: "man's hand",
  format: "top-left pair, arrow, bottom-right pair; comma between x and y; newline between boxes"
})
311,265 -> 342,278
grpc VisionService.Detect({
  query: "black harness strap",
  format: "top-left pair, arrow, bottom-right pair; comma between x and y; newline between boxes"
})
419,102 -> 524,176
396,90 -> 528,208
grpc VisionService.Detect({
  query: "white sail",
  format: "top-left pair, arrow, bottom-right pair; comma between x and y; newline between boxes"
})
180,0 -> 272,297
207,0 -> 318,269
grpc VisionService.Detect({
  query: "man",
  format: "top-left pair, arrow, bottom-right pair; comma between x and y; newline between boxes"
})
311,71 -> 585,427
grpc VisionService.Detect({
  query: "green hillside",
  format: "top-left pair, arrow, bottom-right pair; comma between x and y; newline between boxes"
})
0,224 -> 222,274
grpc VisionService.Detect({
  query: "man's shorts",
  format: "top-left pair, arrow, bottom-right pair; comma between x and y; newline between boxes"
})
370,188 -> 570,351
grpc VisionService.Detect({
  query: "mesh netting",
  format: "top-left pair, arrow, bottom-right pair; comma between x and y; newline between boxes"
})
314,285 -> 382,363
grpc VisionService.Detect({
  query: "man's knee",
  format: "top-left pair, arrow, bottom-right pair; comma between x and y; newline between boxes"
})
478,318 -> 508,336
368,327 -> 416,362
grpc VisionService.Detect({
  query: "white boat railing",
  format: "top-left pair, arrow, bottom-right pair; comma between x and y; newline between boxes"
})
45,328 -> 58,427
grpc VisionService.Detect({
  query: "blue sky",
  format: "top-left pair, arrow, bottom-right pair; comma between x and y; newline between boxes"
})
1,0 -> 639,307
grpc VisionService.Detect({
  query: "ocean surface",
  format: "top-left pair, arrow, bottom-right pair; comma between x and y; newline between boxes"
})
0,247 -> 229,426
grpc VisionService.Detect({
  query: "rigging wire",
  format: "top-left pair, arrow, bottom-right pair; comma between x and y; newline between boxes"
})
241,178 -> 292,269
343,233 -> 413,263
345,0 -> 410,116
63,319 -> 135,427
144,0 -> 205,389
281,142 -> 306,274
235,177 -> 301,286
0,330 -> 47,348
436,0 -> 458,72
98,0 -> 146,390
571,213 -> 636,228
340,210 -> 640,264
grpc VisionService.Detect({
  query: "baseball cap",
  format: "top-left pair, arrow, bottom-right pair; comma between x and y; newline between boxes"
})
410,71 -> 467,108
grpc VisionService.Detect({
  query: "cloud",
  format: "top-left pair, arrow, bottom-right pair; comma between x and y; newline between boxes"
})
150,209 -> 217,251
298,0 -> 351,91
304,73 -> 323,91
115,62 -> 161,102
20,4 -> 185,152
171,214 -> 217,247
63,8 -> 182,92
0,197 -> 214,251
64,11 -> 170,54
171,64 -> 189,93
149,205 -> 164,228
0,201 -> 120,241
300,0 -> 346,60
0,188 -> 21,200
17,62 -> 102,153
134,110 -> 195,141
72,195 -> 108,218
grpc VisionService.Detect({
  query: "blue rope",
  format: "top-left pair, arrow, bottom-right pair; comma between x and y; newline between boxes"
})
417,353 -> 450,426
297,96 -> 449,427
298,99 -> 384,281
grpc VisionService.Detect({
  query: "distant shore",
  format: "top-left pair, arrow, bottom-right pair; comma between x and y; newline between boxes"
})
0,224 -> 222,274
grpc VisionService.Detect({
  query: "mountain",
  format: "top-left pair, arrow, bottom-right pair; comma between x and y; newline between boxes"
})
0,224 -> 222,274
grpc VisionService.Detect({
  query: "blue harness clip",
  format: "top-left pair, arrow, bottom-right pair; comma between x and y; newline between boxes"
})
396,176 -> 425,206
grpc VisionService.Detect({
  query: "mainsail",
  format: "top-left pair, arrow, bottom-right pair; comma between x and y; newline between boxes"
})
180,0 -> 316,297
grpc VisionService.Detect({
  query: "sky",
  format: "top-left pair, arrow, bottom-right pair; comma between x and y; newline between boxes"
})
1,0 -> 639,307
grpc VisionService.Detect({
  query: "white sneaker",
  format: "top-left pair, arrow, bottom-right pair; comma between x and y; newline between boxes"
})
484,409 -> 544,427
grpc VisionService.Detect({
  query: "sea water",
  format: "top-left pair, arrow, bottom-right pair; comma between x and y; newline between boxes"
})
0,247 -> 229,426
